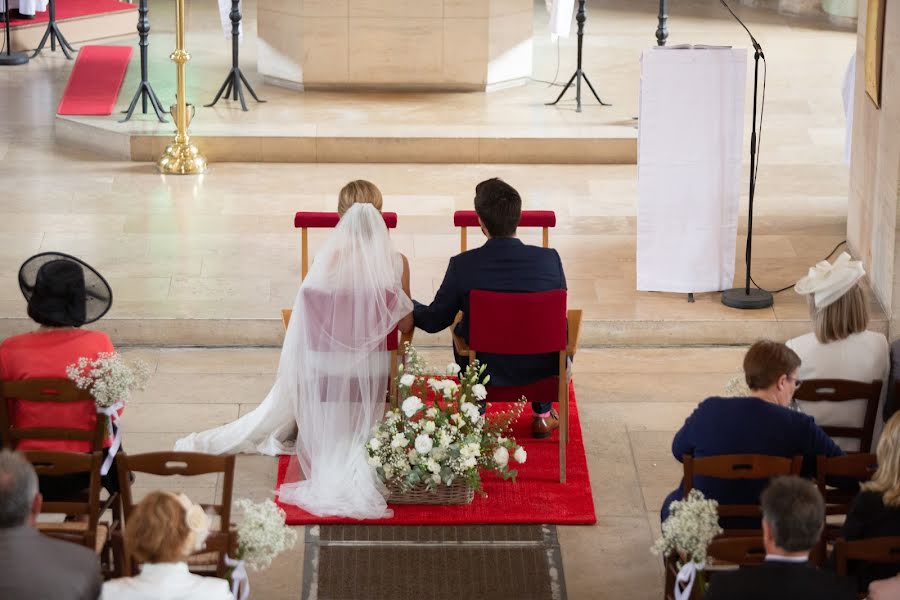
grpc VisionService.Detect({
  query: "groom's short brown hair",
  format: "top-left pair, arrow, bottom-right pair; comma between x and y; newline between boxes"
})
474,178 -> 521,238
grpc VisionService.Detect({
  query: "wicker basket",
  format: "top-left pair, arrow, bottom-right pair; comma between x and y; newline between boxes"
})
387,480 -> 475,505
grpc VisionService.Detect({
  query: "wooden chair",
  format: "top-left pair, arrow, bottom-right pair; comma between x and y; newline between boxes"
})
793,379 -> 882,452
816,453 -> 876,517
453,210 -> 556,252
834,536 -> 900,599
115,452 -> 236,578
682,454 -> 803,532
453,289 -> 581,483
0,379 -> 106,452
26,451 -> 109,556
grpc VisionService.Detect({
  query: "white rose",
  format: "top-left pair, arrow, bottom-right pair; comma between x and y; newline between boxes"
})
426,458 -> 441,474
414,434 -> 433,455
368,438 -> 381,451
399,374 -> 416,387
391,433 -> 409,448
514,446 -> 527,464
401,396 -> 424,418
407,449 -> 420,465
466,442 -> 481,457
493,446 -> 509,467
428,378 -> 443,392
460,402 -> 481,423
424,420 -> 436,434
446,363 -> 461,376
367,455 -> 382,467
442,381 -> 458,395
463,457 -> 477,469
472,384 -> 487,401
425,407 -> 438,418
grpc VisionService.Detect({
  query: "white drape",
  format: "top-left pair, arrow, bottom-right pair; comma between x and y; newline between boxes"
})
1,0 -> 48,16
548,0 -> 575,38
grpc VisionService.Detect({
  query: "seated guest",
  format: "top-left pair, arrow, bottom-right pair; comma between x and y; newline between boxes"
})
839,412 -> 900,592
0,449 -> 102,600
413,178 -> 567,438
705,476 -> 854,600
0,252 -> 122,498
661,340 -> 844,522
870,575 -> 900,600
788,252 -> 889,450
101,491 -> 233,600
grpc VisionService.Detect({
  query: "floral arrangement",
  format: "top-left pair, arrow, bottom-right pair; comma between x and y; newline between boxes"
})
723,373 -> 751,397
651,489 -> 723,566
367,345 -> 527,495
66,352 -> 151,410
234,499 -> 298,571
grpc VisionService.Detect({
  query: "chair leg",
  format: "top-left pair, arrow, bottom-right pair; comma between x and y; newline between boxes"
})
558,352 -> 568,484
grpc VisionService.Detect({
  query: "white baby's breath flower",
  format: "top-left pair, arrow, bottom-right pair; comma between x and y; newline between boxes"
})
391,433 -> 409,448
425,407 -> 438,419
472,384 -> 487,401
368,438 -> 381,451
401,396 -> 424,418
414,434 -> 433,455
399,374 -> 416,387
235,499 -> 298,571
446,363 -> 461,376
462,457 -> 477,469
424,420 -> 436,434
367,455 -> 382,467
513,446 -> 527,464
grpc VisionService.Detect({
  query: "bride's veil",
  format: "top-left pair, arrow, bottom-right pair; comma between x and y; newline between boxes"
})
276,203 -> 412,519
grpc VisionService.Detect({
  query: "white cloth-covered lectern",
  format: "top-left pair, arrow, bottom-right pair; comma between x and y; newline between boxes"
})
637,47 -> 748,293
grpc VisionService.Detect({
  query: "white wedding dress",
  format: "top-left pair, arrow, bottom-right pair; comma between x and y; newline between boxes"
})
175,204 -> 412,519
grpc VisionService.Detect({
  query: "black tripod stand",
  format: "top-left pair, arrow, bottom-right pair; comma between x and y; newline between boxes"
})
206,0 -> 264,111
0,0 -> 29,65
32,0 -> 74,58
547,0 -> 609,113
121,0 -> 166,122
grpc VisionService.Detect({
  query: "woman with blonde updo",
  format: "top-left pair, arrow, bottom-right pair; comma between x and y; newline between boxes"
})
101,491 -> 233,600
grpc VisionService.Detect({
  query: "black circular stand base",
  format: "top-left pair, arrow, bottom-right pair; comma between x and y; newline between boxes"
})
721,287 -> 774,309
0,51 -> 28,65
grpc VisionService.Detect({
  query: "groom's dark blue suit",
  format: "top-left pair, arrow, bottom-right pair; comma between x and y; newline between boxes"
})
413,237 -> 567,412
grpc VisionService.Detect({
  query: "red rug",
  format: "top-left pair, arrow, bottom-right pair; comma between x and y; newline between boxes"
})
4,0 -> 134,28
57,45 -> 132,116
275,381 -> 596,525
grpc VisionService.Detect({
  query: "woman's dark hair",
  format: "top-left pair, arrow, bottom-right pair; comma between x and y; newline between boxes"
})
473,178 -> 522,238
743,340 -> 801,390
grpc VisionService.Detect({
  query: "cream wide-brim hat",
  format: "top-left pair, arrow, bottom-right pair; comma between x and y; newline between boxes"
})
794,252 -> 865,311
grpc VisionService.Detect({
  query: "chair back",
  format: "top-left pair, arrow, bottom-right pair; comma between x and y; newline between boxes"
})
835,536 -> 900,576
116,452 -> 236,577
816,453 -> 877,516
793,379 -> 882,452
682,454 -> 803,520
294,211 -> 398,281
453,210 -> 556,252
26,450 -> 102,550
301,287 -> 399,352
0,379 -> 105,451
468,290 -> 567,355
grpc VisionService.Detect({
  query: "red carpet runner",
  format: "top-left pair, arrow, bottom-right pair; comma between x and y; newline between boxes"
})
57,45 -> 132,116
4,0 -> 134,28
276,381 -> 596,525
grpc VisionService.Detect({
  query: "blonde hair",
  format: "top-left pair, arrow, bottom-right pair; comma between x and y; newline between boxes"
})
812,283 -> 868,343
862,413 -> 900,507
125,491 -> 193,563
337,180 -> 383,216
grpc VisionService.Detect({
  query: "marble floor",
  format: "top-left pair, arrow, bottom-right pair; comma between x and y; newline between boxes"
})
118,344 -> 748,600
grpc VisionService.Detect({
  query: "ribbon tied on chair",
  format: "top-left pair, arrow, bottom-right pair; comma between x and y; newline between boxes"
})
224,555 -> 250,600
97,401 -> 123,476
674,560 -> 705,600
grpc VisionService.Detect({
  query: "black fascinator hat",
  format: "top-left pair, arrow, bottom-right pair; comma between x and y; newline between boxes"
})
18,252 -> 113,327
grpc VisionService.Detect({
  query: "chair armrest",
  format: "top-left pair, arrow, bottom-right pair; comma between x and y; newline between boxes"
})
400,329 -> 414,351
567,309 -> 583,358
451,311 -> 470,354
281,309 -> 292,331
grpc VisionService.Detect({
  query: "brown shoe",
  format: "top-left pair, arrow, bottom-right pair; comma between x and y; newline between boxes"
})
532,410 -> 560,439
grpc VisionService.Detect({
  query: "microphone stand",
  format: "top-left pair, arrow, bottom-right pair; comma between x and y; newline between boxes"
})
546,0 -> 610,113
0,0 -> 29,65
720,0 -> 772,309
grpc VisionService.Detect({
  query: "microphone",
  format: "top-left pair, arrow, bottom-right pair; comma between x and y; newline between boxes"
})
719,0 -> 764,57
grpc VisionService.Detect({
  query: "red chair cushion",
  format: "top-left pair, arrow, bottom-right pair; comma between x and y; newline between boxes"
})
484,378 -> 560,403
295,212 -> 398,229
468,290 -> 567,354
452,210 -> 556,228
300,288 -> 399,351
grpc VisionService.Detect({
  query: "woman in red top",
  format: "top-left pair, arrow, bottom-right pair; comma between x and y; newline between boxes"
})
0,252 -> 122,497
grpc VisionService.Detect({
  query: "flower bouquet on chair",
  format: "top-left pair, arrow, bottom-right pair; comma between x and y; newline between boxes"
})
652,489 -> 723,600
226,498 -> 299,600
367,344 -> 528,505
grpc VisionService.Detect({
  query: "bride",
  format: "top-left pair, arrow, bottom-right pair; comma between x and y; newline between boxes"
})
175,181 -> 413,519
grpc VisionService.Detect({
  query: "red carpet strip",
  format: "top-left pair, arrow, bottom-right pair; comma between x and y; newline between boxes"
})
276,381 -> 596,525
57,45 -> 132,116
4,0 -> 134,28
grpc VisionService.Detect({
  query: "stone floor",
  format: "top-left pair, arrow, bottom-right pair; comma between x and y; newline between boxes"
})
117,344 -> 748,600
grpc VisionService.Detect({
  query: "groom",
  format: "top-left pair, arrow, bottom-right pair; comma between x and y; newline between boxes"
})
413,178 -> 567,439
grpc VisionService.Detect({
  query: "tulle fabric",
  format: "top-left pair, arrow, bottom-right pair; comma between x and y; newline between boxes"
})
175,204 -> 411,519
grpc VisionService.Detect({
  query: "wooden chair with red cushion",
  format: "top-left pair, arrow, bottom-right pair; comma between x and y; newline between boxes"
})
115,451 -> 236,579
793,379 -> 882,452
453,210 -> 556,252
682,454 -> 803,535
452,289 -> 582,483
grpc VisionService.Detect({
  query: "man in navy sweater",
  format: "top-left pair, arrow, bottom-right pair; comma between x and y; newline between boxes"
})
412,179 -> 567,438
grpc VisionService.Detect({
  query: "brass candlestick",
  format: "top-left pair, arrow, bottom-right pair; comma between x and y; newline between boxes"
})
157,0 -> 207,174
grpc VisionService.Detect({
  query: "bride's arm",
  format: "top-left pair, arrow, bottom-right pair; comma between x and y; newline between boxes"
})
398,254 -> 414,334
